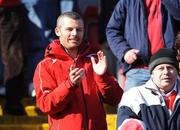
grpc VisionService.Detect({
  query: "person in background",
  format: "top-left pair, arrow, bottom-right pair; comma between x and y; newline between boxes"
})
106,0 -> 180,91
117,48 -> 180,130
60,0 -> 78,13
0,0 -> 26,115
98,0 -> 118,78
0,55 -> 5,96
33,12 -> 123,130
21,0 -> 59,97
175,31 -> 180,61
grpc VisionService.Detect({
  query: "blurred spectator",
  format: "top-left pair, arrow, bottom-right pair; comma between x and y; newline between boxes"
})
22,0 -> 59,97
98,0 -> 118,78
0,55 -> 5,96
0,0 -> 26,115
98,0 -> 117,44
78,0 -> 101,58
78,0 -> 98,21
175,31 -> 180,61
60,0 -> 78,13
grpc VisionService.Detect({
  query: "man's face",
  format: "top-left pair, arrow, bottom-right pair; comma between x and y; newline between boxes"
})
55,17 -> 84,51
151,64 -> 178,93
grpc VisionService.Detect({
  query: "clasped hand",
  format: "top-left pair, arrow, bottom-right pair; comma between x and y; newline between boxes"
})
69,51 -> 107,85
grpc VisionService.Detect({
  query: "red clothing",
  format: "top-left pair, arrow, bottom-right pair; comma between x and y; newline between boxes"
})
145,0 -> 164,55
0,0 -> 20,6
163,90 -> 177,111
33,39 -> 123,130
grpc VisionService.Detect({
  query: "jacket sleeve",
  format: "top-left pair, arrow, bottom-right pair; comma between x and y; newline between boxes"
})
106,0 -> 130,62
116,89 -> 146,130
94,72 -> 123,106
162,0 -> 180,20
117,118 -> 146,130
33,59 -> 74,115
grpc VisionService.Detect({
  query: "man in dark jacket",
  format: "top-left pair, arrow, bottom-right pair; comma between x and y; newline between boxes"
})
106,0 -> 180,91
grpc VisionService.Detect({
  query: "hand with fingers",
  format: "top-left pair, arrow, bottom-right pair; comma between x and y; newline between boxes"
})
91,50 -> 107,75
69,65 -> 85,85
124,49 -> 139,64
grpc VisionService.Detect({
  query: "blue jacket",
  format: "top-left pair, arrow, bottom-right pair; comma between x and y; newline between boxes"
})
106,0 -> 180,74
117,78 -> 180,130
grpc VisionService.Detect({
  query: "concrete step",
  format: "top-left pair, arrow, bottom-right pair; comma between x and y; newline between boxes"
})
0,104 -> 44,116
0,97 -> 43,116
0,97 -> 117,130
0,123 -> 48,130
0,115 -> 48,130
0,116 -> 47,124
0,115 -> 117,130
0,114 -> 117,130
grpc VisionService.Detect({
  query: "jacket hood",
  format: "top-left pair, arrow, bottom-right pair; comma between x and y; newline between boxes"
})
44,39 -> 100,60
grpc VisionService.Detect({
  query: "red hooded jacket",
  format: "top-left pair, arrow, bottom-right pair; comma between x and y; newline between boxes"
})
33,39 -> 123,130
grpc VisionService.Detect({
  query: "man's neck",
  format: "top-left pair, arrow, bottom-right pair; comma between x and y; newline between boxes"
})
64,47 -> 78,59
161,85 -> 177,96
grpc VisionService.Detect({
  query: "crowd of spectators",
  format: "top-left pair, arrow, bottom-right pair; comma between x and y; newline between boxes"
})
0,0 -> 118,115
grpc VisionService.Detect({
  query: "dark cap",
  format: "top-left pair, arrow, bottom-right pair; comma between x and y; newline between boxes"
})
149,48 -> 179,73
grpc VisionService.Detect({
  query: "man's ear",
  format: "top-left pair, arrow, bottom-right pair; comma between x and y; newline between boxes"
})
151,72 -> 154,78
55,27 -> 60,37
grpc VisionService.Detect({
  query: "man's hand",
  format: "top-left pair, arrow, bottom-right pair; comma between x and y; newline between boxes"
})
69,65 -> 85,85
124,49 -> 139,64
91,51 -> 107,75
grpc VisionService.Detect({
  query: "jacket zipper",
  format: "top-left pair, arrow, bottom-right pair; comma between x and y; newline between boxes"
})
80,84 -> 89,130
73,57 -> 89,130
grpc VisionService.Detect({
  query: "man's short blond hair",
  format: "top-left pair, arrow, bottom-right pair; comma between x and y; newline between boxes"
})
56,12 -> 83,27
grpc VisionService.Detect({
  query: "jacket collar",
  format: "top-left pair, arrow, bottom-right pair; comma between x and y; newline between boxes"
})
145,78 -> 180,98
44,39 -> 99,60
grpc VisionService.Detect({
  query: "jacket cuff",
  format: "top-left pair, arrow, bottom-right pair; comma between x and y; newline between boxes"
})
65,78 -> 78,90
122,48 -> 132,63
94,72 -> 110,83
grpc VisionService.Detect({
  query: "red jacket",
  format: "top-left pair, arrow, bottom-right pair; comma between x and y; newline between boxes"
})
0,0 -> 20,6
33,39 -> 123,130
